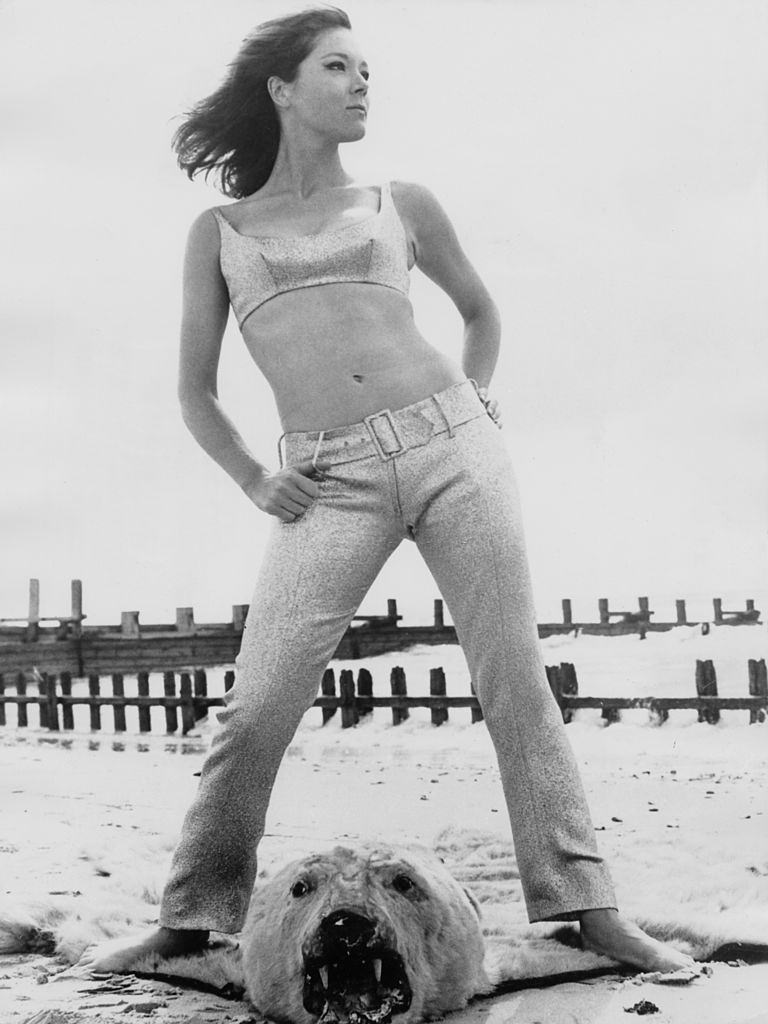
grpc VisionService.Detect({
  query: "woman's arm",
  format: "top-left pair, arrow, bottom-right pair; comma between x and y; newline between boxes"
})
391,182 -> 501,389
177,211 -> 325,521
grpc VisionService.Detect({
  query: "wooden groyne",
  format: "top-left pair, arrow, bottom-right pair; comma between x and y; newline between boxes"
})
0,658 -> 765,734
0,580 -> 762,677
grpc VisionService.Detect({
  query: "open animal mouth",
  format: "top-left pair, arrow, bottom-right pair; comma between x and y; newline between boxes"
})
303,910 -> 413,1024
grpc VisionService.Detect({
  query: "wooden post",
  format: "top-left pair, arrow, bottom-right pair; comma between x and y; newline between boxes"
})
433,599 -> 444,628
598,598 -> 609,625
749,659 -> 767,724
193,669 -> 208,721
232,604 -> 249,632
713,598 -> 723,624
430,667 -> 448,726
26,578 -> 40,642
562,599 -> 572,626
339,669 -> 358,728
137,672 -> 151,732
71,580 -> 83,638
601,703 -> 621,726
387,599 -> 398,623
559,662 -> 578,724
390,666 -> 409,725
746,599 -> 756,613
38,673 -> 49,729
357,668 -> 373,716
120,611 -> 140,637
0,674 -> 5,727
16,674 -> 28,728
470,681 -> 483,723
180,673 -> 195,734
321,668 -> 337,724
176,607 -> 195,633
88,675 -> 101,731
112,674 -> 126,732
163,672 -> 178,733
648,699 -> 669,726
696,659 -> 720,724
224,670 -> 235,692
638,597 -> 650,621
676,600 -> 687,625
44,674 -> 59,732
60,672 -> 74,730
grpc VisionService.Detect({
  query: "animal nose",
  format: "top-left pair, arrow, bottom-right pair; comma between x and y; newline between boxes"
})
320,909 -> 376,955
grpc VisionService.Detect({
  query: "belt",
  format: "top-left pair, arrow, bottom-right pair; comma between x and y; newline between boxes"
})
281,378 -> 486,466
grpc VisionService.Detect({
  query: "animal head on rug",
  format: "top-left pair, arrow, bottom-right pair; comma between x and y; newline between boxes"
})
240,844 -> 489,1024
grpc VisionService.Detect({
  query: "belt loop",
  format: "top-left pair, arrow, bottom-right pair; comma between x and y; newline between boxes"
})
277,433 -> 286,470
312,430 -> 326,467
432,392 -> 454,438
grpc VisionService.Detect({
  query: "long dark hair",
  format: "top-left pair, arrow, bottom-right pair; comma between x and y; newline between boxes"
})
172,6 -> 351,198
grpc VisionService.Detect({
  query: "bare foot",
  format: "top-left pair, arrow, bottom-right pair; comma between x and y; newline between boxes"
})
580,909 -> 698,973
72,926 -> 210,976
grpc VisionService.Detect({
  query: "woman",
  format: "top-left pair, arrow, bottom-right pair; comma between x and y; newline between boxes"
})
80,5 -> 694,977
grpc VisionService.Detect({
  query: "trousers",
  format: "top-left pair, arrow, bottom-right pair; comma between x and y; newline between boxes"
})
159,379 -> 616,932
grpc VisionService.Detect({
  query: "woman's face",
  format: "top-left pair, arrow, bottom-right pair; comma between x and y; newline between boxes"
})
274,27 -> 370,142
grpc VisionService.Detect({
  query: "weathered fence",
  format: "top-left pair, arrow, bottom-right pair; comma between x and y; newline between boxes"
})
0,580 -> 763,677
0,659 -> 765,735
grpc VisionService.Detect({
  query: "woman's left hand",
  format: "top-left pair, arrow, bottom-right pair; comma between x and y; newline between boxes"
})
476,386 -> 503,429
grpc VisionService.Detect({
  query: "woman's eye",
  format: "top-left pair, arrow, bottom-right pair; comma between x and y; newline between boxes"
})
326,61 -> 345,70
392,874 -> 415,894
291,879 -> 311,898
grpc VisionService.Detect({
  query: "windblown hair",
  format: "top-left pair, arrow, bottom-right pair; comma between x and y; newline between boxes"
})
172,6 -> 352,198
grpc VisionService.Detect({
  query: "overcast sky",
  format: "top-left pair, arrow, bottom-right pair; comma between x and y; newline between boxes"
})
1,0 -> 766,626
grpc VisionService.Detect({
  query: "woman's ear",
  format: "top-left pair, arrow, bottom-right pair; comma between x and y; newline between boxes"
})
267,75 -> 291,109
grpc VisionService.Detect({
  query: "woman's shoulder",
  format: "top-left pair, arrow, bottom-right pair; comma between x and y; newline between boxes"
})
388,181 -> 453,235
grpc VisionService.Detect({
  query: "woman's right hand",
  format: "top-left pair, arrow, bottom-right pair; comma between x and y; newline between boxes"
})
242,460 -> 331,522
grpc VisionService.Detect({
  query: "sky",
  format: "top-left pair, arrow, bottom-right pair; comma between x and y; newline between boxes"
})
1,0 -> 767,628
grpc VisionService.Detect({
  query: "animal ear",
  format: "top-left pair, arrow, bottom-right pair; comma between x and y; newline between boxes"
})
463,886 -> 482,919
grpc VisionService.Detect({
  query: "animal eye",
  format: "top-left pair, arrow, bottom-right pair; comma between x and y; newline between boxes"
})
291,879 -> 311,898
392,874 -> 415,894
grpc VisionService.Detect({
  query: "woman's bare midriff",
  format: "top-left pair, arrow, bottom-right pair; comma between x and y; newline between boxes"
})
240,284 -> 466,431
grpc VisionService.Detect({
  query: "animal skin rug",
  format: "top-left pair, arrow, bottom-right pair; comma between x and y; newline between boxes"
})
2,825 -> 767,1007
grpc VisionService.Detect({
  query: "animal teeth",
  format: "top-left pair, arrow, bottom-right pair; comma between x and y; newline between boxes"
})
373,959 -> 382,983
319,966 -> 329,989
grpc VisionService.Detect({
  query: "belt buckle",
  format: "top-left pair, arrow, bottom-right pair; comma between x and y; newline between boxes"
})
364,409 -> 404,460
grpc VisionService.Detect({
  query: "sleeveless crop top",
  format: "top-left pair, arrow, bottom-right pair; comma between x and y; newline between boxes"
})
211,182 -> 411,328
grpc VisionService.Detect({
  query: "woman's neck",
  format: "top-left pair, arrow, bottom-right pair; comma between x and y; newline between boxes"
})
264,136 -> 350,199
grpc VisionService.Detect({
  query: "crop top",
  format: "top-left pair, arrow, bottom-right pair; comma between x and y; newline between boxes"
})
211,182 -> 411,328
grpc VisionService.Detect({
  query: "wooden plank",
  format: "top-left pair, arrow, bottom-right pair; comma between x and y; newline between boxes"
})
470,681 -> 483,723
430,667 -> 448,726
59,672 -> 74,729
176,607 -> 195,634
224,670 -> 235,692
321,669 -> 337,724
120,612 -> 140,637
0,674 -> 5,727
137,672 -> 151,732
232,604 -> 249,632
193,668 -> 208,721
390,667 -> 408,726
356,668 -> 373,717
16,673 -> 28,727
163,672 -> 178,733
45,673 -> 59,731
433,599 -> 444,628
88,675 -> 101,731
339,669 -> 358,729
112,674 -> 126,732
180,673 -> 195,734
749,659 -> 767,724
696,659 -> 720,724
